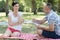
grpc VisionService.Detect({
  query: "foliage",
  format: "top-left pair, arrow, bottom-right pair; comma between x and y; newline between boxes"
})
0,0 -> 59,12
0,0 -> 5,12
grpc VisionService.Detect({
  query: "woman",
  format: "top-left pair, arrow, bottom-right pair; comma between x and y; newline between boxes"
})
3,1 -> 23,37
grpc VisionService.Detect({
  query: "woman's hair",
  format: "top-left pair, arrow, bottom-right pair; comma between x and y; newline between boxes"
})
12,1 -> 19,6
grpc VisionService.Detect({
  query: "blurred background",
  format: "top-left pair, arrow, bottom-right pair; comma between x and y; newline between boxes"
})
0,0 -> 60,35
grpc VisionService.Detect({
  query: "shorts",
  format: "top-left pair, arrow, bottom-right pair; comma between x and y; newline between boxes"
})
42,30 -> 60,39
7,27 -> 20,33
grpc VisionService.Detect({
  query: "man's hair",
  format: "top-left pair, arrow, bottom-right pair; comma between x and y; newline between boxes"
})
46,3 -> 52,9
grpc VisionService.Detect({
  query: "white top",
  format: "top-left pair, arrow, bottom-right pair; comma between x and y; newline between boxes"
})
8,11 -> 23,31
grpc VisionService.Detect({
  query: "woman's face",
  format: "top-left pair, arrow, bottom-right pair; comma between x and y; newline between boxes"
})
13,4 -> 19,12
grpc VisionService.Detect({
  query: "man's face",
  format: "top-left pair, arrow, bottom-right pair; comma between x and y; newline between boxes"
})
43,6 -> 51,14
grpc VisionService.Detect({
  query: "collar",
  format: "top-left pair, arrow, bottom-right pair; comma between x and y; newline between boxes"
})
47,10 -> 54,17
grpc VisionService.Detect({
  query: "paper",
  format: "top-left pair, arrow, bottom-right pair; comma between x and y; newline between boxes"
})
33,22 -> 40,26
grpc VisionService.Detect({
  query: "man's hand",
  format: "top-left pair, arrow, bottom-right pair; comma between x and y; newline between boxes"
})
36,23 -> 55,32
32,19 -> 37,23
36,25 -> 43,29
32,17 -> 46,24
32,18 -> 41,24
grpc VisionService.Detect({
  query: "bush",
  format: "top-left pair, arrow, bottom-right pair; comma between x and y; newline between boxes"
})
0,0 -> 5,12
19,3 -> 24,12
38,7 -> 43,12
52,5 -> 58,11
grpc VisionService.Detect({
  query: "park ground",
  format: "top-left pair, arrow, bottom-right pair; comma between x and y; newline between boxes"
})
0,12 -> 60,35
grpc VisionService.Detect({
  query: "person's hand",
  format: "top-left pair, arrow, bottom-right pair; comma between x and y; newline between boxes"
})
36,25 -> 40,29
36,25 -> 43,29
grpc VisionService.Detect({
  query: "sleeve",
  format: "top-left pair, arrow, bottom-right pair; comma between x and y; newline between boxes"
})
48,16 -> 55,24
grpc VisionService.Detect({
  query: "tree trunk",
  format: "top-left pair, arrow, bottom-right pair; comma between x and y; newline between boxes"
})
5,0 -> 9,16
12,0 -> 15,1
12,0 -> 18,2
57,0 -> 60,13
32,0 -> 37,15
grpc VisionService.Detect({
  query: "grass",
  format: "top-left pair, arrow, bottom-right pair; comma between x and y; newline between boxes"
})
0,12 -> 60,34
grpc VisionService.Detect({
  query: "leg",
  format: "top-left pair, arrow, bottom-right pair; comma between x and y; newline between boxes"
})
11,32 -> 20,37
37,29 -> 44,38
37,29 -> 43,36
3,29 -> 12,37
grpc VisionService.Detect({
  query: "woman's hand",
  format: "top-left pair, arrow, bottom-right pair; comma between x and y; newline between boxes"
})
9,22 -> 18,26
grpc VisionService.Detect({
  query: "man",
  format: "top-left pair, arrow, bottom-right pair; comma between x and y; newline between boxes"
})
32,3 -> 60,39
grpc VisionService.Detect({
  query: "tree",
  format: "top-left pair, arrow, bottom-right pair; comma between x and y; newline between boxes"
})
36,0 -> 43,12
12,0 -> 19,3
57,0 -> 60,13
12,0 -> 15,1
0,0 -> 5,12
32,0 -> 37,15
5,0 -> 9,16
47,0 -> 54,5
24,0 -> 37,14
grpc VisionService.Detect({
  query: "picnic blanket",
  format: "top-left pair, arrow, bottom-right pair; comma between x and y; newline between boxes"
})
11,33 -> 37,40
0,33 -> 38,40
0,33 -> 60,40
0,21 -> 60,40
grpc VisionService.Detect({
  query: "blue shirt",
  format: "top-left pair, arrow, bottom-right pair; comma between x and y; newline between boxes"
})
45,10 -> 60,36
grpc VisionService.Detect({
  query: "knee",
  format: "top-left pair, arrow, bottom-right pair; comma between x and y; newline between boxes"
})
37,30 -> 43,35
37,30 -> 40,34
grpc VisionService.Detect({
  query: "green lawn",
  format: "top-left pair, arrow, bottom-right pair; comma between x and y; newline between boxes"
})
0,12 -> 60,34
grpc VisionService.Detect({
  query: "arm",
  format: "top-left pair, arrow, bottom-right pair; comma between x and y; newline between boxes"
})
8,16 -> 23,26
32,18 -> 46,24
18,16 -> 23,25
8,16 -> 19,26
37,23 -> 55,32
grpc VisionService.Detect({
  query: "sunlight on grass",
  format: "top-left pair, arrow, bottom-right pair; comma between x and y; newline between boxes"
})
0,12 -> 6,16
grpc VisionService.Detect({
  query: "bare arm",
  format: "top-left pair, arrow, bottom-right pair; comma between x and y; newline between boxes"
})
18,16 -> 23,25
8,16 -> 23,26
32,18 -> 46,24
37,23 -> 55,32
